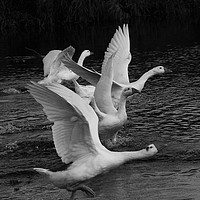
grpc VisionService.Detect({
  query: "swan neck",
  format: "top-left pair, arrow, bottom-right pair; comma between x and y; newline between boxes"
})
118,149 -> 149,162
77,53 -> 86,66
134,70 -> 155,92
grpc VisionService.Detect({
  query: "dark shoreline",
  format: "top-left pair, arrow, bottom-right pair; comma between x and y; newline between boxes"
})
1,0 -> 200,34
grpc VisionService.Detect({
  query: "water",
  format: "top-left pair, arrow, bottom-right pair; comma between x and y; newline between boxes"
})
1,19 -> 200,199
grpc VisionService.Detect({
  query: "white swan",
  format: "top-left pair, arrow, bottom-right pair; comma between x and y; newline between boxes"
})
103,24 -> 172,90
38,46 -> 93,85
60,25 -> 171,107
27,81 -> 158,199
88,51 -> 137,141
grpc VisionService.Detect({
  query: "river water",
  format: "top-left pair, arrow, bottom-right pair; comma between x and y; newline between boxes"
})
1,20 -> 200,199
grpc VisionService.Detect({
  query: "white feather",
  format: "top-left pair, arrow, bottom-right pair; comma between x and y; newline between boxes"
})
28,80 -> 158,198
28,82 -> 104,164
38,47 -> 92,85
60,24 -> 167,103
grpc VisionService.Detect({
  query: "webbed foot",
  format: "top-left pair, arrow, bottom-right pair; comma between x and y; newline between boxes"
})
67,184 -> 95,199
78,184 -> 95,197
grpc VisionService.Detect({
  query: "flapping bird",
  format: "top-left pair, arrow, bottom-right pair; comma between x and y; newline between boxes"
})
38,46 -> 93,85
27,81 -> 158,200
60,25 -> 171,108
88,50 -> 137,141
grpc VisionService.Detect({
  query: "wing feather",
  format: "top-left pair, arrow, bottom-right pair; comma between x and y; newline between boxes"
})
28,83 -> 77,121
27,82 -> 104,164
116,27 -> 124,47
43,50 -> 61,76
60,53 -> 101,86
45,83 -> 103,148
60,50 -> 126,105
52,121 -> 74,163
102,24 -> 131,84
94,52 -> 117,114
43,46 -> 76,80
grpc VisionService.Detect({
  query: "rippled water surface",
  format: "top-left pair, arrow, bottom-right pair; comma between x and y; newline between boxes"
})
1,21 -> 200,199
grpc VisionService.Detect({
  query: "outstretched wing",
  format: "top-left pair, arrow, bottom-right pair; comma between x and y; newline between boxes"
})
102,24 -> 131,84
43,46 -> 76,77
27,82 -> 105,164
94,51 -> 117,114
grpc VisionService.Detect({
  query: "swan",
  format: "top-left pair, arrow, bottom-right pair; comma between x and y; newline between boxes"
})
103,24 -> 172,92
38,46 -> 93,85
39,46 -> 95,103
60,24 -> 171,108
27,81 -> 158,200
86,51 -> 137,141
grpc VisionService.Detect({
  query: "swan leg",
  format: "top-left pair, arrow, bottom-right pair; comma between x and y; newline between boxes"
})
67,184 -> 95,199
67,185 -> 79,200
69,190 -> 76,200
79,185 -> 95,197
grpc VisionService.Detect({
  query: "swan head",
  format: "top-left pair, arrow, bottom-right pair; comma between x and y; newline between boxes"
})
145,144 -> 158,156
152,66 -> 172,74
81,50 -> 93,58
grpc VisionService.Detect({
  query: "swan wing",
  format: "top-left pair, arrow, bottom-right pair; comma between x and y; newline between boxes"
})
42,46 -> 75,77
62,46 -> 75,59
102,24 -> 131,84
60,51 -> 125,100
43,50 -> 61,76
61,52 -> 101,86
48,46 -> 76,77
27,82 -> 105,164
94,51 -> 117,114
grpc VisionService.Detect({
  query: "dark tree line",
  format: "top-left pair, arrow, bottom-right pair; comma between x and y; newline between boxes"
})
0,0 -> 200,34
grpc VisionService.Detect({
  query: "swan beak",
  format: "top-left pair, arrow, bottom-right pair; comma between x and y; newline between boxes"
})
90,52 -> 94,55
164,67 -> 172,73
